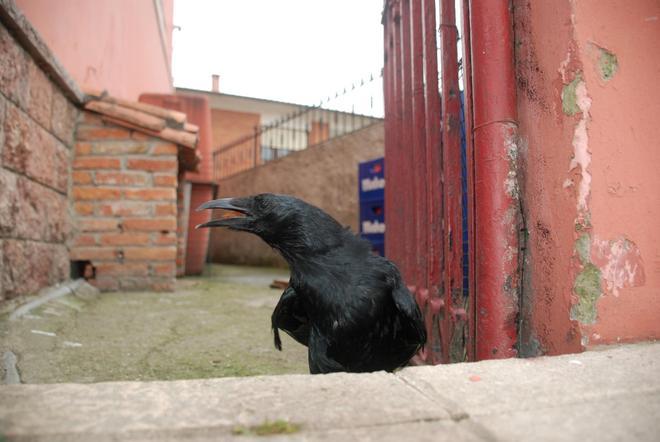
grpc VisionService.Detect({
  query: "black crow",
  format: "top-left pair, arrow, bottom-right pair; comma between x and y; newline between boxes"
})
196,194 -> 426,374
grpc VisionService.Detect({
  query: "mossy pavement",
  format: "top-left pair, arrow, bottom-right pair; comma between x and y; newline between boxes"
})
0,265 -> 309,384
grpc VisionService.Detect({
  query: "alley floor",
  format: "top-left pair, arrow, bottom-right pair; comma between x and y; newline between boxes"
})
0,265 -> 308,383
0,266 -> 658,441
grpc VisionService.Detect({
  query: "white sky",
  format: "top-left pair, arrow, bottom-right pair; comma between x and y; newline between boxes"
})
172,0 -> 385,111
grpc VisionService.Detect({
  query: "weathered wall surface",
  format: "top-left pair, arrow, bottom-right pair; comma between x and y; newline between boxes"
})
515,0 -> 660,355
70,112 -> 178,292
208,122 -> 384,267
16,0 -> 174,101
211,108 -> 260,149
0,20 -> 78,300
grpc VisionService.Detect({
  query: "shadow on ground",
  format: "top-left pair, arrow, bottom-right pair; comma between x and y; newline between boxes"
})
0,265 -> 308,384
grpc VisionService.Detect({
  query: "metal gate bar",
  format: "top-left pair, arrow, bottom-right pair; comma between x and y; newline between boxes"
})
383,0 -> 471,364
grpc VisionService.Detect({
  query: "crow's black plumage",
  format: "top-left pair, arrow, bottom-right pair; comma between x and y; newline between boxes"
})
197,194 -> 426,374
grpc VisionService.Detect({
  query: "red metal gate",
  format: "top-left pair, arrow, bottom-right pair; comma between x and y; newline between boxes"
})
383,0 -> 520,363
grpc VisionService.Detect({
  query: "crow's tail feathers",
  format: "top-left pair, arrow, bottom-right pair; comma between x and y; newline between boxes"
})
273,326 -> 283,351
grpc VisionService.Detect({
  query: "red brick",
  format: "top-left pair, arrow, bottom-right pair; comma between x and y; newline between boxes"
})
152,262 -> 176,276
99,233 -> 150,246
90,277 -> 119,291
127,158 -> 177,172
123,218 -> 176,232
72,171 -> 93,185
91,141 -> 149,155
95,171 -> 148,186
154,231 -> 177,245
26,59 -> 52,129
81,111 -> 104,125
78,218 -> 119,232
95,262 -> 149,277
73,157 -> 120,170
131,130 -> 151,141
73,234 -> 96,247
97,202 -> 152,217
70,247 -> 118,261
77,126 -> 131,141
124,188 -> 175,201
75,142 -> 92,155
73,187 -> 121,201
152,143 -> 178,155
155,203 -> 176,216
124,247 -> 177,261
153,174 -> 177,187
149,278 -> 176,292
74,202 -> 94,216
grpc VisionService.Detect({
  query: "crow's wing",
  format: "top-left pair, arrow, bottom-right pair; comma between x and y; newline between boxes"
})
391,281 -> 427,346
308,327 -> 346,374
271,286 -> 310,350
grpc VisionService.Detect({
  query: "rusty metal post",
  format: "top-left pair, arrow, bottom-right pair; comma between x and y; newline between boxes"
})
421,0 -> 445,364
400,0 -> 414,284
461,0 -> 477,362
439,0 -> 465,363
410,0 -> 428,303
386,1 -> 405,275
470,0 -> 520,360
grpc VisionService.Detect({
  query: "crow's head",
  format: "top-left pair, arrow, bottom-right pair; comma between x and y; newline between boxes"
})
196,194 -> 344,260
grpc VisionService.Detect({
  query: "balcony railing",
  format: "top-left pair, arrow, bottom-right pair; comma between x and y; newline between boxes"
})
213,73 -> 383,180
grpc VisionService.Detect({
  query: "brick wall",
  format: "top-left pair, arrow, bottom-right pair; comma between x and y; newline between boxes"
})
70,112 -> 178,291
208,122 -> 384,267
210,108 -> 260,149
0,21 -> 78,300
211,108 -> 261,180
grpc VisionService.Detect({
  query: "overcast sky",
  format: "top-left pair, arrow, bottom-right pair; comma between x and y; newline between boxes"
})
172,0 -> 385,110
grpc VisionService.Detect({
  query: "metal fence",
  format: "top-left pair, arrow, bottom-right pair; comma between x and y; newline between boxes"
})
213,74 -> 384,180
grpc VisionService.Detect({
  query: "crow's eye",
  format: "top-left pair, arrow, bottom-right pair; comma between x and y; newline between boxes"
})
253,196 -> 270,212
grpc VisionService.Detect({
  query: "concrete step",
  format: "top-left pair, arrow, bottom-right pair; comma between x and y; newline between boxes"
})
0,342 -> 658,441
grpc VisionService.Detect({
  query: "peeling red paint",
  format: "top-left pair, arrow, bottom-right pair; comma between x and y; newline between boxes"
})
591,237 -> 646,297
517,0 -> 660,353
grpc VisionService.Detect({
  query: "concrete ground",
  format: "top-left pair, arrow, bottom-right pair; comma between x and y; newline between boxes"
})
0,266 -> 658,441
0,342 -> 658,441
0,265 -> 308,383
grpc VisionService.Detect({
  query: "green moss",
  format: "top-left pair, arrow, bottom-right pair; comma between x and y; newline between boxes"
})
575,215 -> 592,232
562,74 -> 583,116
571,263 -> 602,324
232,420 -> 301,436
598,49 -> 618,81
575,234 -> 591,265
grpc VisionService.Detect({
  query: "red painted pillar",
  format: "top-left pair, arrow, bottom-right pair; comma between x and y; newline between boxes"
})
422,0 -> 445,364
461,0 -> 477,362
439,0 -> 466,363
469,0 -> 520,359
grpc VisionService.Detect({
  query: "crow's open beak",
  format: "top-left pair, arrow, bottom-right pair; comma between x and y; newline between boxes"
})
194,198 -> 250,229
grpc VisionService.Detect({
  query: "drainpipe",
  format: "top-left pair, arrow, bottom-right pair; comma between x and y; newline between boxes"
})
469,0 -> 520,359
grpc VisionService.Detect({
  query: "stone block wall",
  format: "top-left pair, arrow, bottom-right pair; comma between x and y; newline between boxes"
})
70,112 -> 178,291
0,22 -> 78,300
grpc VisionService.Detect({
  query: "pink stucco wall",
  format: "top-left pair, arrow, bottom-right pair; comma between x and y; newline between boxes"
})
515,0 -> 660,355
16,0 -> 174,101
